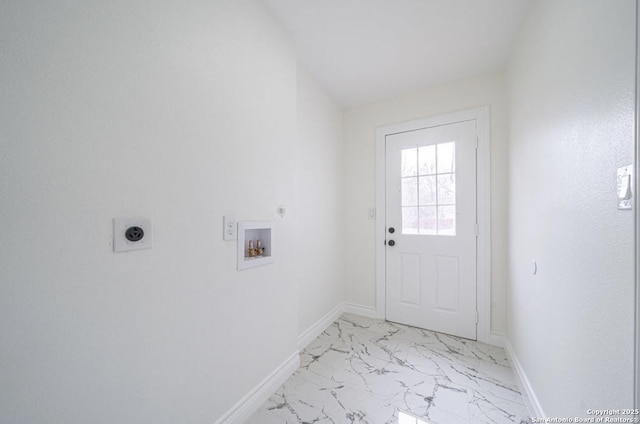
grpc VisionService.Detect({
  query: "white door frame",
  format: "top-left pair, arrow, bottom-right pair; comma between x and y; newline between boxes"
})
375,106 -> 492,344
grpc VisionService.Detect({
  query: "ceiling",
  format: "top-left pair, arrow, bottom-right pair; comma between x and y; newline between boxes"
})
259,0 -> 531,107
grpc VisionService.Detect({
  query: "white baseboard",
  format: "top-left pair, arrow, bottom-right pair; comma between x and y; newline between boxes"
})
342,302 -> 378,318
215,301 -> 383,424
504,339 -> 545,419
297,303 -> 344,350
489,331 -> 506,348
214,351 -> 300,424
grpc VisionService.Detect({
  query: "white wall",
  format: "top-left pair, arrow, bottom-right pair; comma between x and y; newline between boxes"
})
295,66 -> 345,336
506,0 -> 635,414
343,71 -> 509,335
0,1 -> 300,422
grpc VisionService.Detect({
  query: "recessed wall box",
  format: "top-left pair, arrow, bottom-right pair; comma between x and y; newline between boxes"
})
237,221 -> 273,270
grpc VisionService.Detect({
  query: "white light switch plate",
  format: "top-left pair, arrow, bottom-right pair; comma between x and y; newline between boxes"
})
617,165 -> 633,210
114,218 -> 153,252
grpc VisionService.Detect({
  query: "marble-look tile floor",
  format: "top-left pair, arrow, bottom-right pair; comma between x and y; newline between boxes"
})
246,314 -> 531,424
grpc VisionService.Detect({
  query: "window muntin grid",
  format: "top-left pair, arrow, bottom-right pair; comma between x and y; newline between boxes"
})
401,142 -> 456,235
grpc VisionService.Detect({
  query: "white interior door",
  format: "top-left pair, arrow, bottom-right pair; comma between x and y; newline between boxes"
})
385,120 -> 477,340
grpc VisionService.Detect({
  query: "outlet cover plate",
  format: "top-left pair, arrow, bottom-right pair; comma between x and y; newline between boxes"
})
114,218 -> 153,252
223,214 -> 237,240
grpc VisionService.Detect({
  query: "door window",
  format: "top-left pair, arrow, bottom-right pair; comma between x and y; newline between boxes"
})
401,142 -> 456,235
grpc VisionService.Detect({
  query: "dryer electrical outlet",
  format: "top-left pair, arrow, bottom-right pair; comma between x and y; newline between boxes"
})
113,218 -> 153,252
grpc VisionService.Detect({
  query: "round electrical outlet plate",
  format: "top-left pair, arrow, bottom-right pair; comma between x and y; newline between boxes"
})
114,218 -> 153,252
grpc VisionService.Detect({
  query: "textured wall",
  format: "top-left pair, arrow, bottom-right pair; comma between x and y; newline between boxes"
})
296,66 -> 345,336
506,0 -> 636,414
0,1 -> 299,422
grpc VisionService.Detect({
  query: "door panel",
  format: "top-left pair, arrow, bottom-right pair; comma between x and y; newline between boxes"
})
400,253 -> 421,306
385,120 -> 477,340
435,255 -> 459,313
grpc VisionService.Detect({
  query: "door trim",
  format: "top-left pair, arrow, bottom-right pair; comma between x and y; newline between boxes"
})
375,106 -> 491,344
